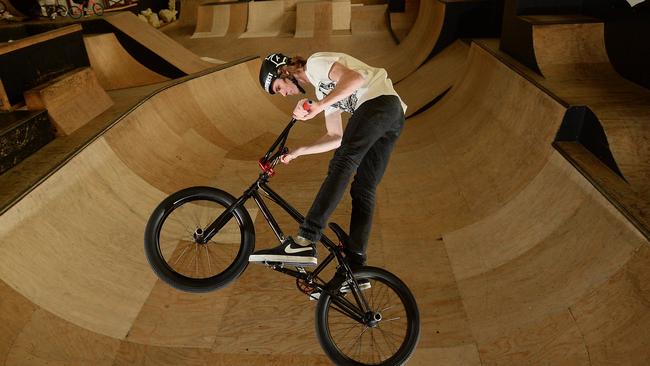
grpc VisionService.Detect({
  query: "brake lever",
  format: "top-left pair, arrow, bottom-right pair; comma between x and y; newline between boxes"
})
270,147 -> 289,167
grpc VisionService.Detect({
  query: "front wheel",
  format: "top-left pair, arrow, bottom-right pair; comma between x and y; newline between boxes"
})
144,186 -> 255,293
315,267 -> 420,366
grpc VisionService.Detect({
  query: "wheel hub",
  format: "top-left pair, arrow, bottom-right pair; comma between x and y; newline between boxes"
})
365,312 -> 382,327
193,228 -> 206,244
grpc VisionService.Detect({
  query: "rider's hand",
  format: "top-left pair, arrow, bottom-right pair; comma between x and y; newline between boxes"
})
280,152 -> 297,164
293,99 -> 324,121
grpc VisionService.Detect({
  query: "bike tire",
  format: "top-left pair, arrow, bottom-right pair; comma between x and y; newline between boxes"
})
69,5 -> 83,19
315,267 -> 420,366
92,2 -> 103,16
144,186 -> 255,293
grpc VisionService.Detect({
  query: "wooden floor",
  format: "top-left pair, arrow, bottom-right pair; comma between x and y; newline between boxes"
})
1,3 -> 649,366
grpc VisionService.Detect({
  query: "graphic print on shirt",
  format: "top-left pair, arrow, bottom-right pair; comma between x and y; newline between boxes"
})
318,81 -> 358,113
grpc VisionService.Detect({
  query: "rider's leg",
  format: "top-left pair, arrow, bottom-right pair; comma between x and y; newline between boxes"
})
298,96 -> 404,245
347,122 -> 403,266
249,96 -> 403,266
249,101 -> 385,266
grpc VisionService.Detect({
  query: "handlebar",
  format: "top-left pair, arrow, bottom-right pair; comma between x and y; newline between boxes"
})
259,101 -> 314,176
258,118 -> 298,176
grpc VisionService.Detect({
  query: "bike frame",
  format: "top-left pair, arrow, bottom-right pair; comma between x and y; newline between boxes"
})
202,119 -> 372,322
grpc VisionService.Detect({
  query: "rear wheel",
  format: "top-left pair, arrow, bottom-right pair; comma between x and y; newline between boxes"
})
315,267 -> 420,365
144,187 -> 255,293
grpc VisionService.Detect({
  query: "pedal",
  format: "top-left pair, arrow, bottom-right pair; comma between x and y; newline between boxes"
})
256,260 -> 317,268
263,261 -> 284,269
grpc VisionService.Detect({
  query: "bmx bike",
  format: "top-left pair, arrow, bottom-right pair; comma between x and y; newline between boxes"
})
144,117 -> 420,365
69,0 -> 104,19
44,2 -> 69,20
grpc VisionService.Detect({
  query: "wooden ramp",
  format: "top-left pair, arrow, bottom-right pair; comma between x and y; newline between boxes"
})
369,0 -> 446,82
192,2 -> 248,38
0,39 -> 649,365
395,39 -> 470,117
84,33 -> 169,90
351,3 -> 389,34
528,21 -> 650,205
165,0 -> 462,86
24,67 -> 114,136
105,12 -> 214,74
383,42 -> 650,364
239,0 -> 295,38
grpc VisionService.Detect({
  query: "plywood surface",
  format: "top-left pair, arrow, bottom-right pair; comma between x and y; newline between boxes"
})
106,12 -> 214,74
84,33 -> 169,90
1,6 -> 649,366
192,3 -> 231,38
24,67 -> 114,136
164,0 -> 448,84
239,0 -> 294,38
530,21 -> 650,219
396,39 -> 470,117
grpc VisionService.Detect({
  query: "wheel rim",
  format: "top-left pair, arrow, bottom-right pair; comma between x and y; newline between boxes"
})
157,197 -> 243,281
325,276 -> 411,365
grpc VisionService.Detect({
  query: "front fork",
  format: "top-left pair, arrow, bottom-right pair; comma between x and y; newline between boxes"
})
201,180 -> 261,243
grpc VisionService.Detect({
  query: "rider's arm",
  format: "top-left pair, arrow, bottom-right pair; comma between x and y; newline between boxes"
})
297,62 -> 364,120
316,62 -> 364,110
290,110 -> 343,157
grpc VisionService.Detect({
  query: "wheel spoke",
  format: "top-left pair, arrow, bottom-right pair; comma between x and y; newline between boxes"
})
205,245 -> 212,274
321,271 -> 418,365
155,196 -> 246,279
376,325 -> 402,350
382,316 -> 402,322
145,188 -> 253,293
172,244 -> 191,266
194,243 -> 199,277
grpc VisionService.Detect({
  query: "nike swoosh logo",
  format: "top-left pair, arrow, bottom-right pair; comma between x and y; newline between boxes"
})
285,246 -> 312,254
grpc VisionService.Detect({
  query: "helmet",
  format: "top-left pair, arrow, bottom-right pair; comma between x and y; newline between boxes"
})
259,53 -> 289,94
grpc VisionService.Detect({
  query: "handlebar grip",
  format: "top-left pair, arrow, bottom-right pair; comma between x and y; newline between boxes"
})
303,100 -> 313,112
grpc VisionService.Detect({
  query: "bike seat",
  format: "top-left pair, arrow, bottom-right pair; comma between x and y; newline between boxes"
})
328,222 -> 350,246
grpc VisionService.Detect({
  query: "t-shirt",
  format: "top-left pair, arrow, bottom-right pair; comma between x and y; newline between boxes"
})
305,52 -> 407,115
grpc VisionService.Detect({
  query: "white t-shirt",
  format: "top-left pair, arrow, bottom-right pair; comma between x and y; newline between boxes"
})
305,52 -> 407,115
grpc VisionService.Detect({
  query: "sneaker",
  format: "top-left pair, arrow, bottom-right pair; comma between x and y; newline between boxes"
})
309,279 -> 371,301
249,236 -> 317,266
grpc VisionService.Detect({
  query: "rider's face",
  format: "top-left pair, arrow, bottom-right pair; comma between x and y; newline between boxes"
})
272,78 -> 300,97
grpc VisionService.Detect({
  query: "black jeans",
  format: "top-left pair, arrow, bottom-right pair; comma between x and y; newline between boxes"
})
298,95 -> 405,265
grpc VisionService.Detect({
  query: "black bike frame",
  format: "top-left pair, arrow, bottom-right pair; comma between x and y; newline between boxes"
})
202,119 -> 371,320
